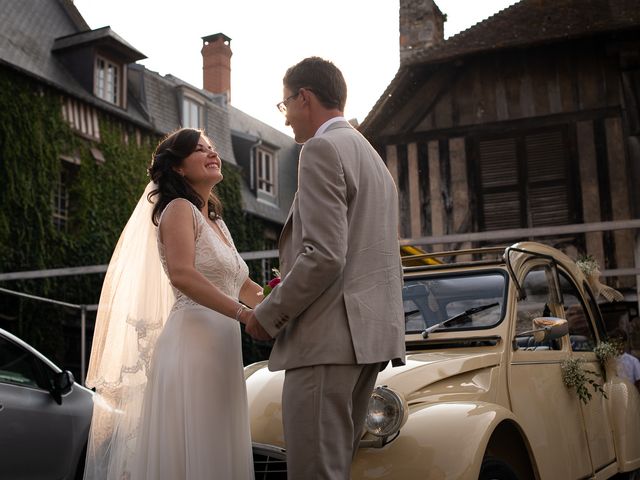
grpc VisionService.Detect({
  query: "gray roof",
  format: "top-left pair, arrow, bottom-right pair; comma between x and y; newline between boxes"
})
229,105 -> 299,224
230,105 -> 293,150
1,0 -> 298,225
361,0 -> 640,136
130,66 -> 236,164
52,26 -> 146,63
240,183 -> 289,224
408,0 -> 640,67
0,0 -> 151,128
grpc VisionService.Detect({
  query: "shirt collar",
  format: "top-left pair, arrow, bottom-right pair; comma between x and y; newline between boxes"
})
314,116 -> 347,138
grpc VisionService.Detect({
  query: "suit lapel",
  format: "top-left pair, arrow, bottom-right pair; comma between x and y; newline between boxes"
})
279,192 -> 296,248
282,192 -> 296,228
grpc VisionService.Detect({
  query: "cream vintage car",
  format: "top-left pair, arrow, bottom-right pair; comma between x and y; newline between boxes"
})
245,242 -> 640,479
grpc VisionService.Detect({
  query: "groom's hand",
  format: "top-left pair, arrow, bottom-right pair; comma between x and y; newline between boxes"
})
245,311 -> 272,341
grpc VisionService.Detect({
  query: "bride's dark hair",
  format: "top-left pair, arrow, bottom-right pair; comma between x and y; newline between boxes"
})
147,128 -> 223,225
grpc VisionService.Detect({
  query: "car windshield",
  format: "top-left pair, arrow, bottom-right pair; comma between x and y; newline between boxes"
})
403,271 -> 507,334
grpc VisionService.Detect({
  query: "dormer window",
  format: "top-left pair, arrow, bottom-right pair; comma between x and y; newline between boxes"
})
53,27 -> 145,109
182,97 -> 203,129
95,56 -> 121,105
256,147 -> 276,196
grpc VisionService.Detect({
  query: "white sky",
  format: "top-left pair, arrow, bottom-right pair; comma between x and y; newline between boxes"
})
74,0 -> 519,136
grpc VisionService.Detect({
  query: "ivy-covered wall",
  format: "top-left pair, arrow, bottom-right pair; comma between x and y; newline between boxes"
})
0,66 -> 272,377
0,66 -> 154,370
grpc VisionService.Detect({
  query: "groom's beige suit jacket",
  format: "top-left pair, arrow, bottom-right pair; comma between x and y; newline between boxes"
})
254,121 -> 405,371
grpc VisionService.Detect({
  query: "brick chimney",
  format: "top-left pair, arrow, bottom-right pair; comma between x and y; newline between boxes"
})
201,33 -> 232,102
399,0 -> 446,64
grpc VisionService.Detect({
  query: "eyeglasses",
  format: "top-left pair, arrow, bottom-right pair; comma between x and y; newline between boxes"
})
276,91 -> 301,114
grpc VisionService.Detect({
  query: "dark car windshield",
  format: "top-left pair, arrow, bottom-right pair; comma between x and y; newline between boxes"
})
403,271 -> 507,334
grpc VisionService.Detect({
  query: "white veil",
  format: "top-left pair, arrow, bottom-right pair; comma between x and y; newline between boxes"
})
83,181 -> 175,479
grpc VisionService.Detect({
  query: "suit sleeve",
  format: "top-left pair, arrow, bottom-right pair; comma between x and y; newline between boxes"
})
254,137 -> 348,337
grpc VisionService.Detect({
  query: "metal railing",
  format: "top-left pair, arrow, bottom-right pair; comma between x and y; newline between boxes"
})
1,218 -> 638,384
399,219 -> 640,280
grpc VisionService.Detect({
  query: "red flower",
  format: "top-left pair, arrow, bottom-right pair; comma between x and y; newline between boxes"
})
262,268 -> 282,297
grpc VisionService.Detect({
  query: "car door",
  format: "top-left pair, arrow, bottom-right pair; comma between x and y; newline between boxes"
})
0,335 -> 73,479
508,261 -> 592,479
558,270 -> 616,472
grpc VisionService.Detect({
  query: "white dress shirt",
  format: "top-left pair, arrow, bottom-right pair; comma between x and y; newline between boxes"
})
617,352 -> 640,384
314,116 -> 347,138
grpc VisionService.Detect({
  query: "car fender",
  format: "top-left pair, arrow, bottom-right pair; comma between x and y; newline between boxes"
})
607,376 -> 640,472
353,401 -> 525,480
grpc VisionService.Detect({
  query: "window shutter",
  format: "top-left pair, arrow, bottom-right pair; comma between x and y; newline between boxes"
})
525,131 -> 569,226
478,138 -> 521,230
477,129 -> 571,231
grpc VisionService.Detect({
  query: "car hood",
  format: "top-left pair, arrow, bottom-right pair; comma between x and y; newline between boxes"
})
245,350 -> 501,446
375,350 -> 501,403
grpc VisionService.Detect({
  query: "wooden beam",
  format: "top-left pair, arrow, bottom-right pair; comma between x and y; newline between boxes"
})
386,144 -> 399,187
400,67 -> 460,133
400,218 -> 640,246
577,120 -> 605,268
407,142 -> 422,238
450,137 -> 471,260
428,140 -> 444,250
607,116 -> 635,285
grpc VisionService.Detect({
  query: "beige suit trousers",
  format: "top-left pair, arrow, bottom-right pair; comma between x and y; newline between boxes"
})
281,362 -> 381,480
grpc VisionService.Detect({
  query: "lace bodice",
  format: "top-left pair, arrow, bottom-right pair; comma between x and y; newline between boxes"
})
157,199 -> 249,313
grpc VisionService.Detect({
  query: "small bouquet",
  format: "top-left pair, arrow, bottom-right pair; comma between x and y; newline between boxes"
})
262,268 -> 281,297
576,254 -> 623,302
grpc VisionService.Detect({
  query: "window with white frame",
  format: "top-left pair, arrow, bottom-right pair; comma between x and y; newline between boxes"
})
257,148 -> 276,196
52,163 -> 72,231
182,97 -> 202,129
94,56 -> 121,105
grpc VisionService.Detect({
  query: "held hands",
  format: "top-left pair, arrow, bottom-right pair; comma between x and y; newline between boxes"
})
242,270 -> 278,340
240,309 -> 272,341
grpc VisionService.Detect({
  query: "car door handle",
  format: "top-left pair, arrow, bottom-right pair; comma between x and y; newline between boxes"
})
0,403 -> 4,411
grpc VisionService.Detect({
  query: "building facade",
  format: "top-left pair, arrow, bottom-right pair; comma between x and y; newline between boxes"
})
0,0 -> 298,371
361,0 -> 639,295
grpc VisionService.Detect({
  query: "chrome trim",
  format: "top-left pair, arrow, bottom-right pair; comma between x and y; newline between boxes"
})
252,442 -> 287,479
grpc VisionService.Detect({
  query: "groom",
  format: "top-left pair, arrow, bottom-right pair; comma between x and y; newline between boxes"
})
244,56 -> 405,479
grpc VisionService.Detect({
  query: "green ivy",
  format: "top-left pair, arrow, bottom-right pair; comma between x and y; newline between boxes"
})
0,66 -> 271,370
0,66 -> 154,365
215,166 -> 267,280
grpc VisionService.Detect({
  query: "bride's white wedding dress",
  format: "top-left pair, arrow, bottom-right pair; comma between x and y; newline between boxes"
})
132,198 -> 254,479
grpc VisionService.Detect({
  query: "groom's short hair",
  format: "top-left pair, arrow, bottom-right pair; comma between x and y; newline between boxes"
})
284,57 -> 347,112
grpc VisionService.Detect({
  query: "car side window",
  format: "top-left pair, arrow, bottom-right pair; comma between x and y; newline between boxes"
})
0,336 -> 47,389
559,273 -> 597,352
515,265 -> 562,350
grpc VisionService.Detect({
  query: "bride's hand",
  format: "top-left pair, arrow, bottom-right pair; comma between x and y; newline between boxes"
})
239,279 -> 264,308
245,312 -> 272,341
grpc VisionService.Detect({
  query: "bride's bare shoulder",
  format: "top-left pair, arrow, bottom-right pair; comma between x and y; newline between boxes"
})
159,198 -> 197,230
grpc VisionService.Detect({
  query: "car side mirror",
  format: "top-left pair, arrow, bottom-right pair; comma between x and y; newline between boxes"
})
516,316 -> 568,343
531,317 -> 568,342
50,370 -> 74,405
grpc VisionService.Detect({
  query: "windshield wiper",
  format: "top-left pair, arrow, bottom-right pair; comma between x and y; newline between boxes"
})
404,308 -> 420,318
421,302 -> 499,339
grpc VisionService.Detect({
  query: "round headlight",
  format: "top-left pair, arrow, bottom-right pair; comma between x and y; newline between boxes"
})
365,386 -> 406,438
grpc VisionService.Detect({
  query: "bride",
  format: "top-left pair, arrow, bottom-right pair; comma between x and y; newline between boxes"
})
83,128 -> 260,479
